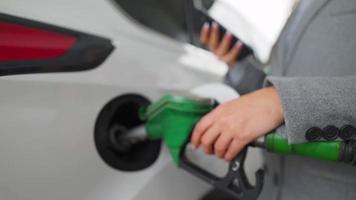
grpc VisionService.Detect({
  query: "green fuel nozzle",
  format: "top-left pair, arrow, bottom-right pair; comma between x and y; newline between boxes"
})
139,95 -> 356,200
140,95 -> 356,165
139,95 -> 216,165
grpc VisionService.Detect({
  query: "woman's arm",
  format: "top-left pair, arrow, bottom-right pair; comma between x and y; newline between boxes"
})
266,76 -> 356,144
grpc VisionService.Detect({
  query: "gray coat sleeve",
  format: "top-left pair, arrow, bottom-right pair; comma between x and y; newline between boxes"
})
265,76 -> 356,144
224,56 -> 266,95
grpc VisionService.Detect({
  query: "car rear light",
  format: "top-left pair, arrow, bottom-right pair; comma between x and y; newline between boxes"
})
0,21 -> 76,61
0,13 -> 114,76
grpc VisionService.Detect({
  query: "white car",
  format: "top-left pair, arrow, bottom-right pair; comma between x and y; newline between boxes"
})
0,0 -> 232,200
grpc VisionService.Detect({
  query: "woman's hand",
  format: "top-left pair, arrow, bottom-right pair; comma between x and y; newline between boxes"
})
200,22 -> 243,66
190,87 -> 284,161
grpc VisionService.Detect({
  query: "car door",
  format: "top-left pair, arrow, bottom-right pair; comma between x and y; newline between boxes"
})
0,0 -> 228,200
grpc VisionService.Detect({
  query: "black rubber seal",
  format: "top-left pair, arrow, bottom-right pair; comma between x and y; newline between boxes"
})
94,94 -> 161,171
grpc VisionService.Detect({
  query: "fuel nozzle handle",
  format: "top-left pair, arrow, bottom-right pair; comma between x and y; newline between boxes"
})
180,148 -> 264,200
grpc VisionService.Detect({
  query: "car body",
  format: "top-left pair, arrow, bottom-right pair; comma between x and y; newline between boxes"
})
0,0 -> 229,200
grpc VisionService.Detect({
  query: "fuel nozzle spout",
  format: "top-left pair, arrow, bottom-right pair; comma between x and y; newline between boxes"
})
108,125 -> 148,153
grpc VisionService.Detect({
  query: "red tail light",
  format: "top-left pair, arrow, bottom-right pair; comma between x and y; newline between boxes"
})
0,21 -> 76,61
0,13 -> 114,76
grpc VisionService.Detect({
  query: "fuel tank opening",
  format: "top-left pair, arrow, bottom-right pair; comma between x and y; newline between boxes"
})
94,94 -> 161,171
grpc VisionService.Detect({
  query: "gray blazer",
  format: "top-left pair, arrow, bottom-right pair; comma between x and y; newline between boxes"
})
225,0 -> 356,199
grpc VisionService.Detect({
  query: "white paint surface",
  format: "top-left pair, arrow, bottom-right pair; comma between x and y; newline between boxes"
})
0,0 -> 228,199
